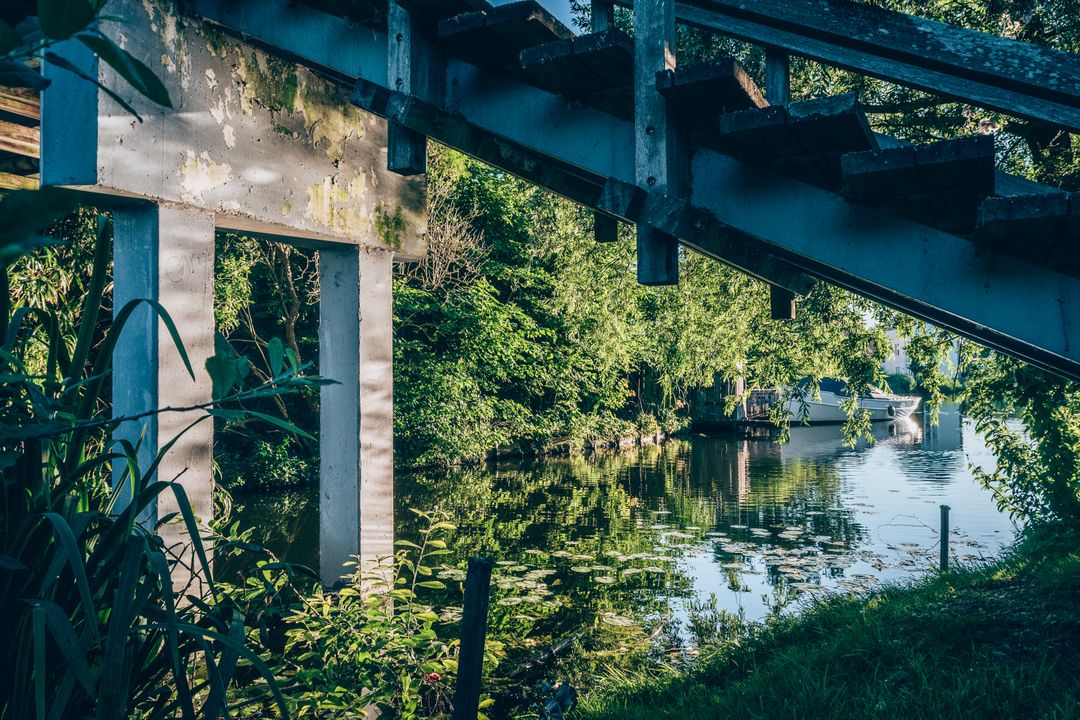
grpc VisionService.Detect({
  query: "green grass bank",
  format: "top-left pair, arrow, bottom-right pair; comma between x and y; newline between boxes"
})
576,530 -> 1080,720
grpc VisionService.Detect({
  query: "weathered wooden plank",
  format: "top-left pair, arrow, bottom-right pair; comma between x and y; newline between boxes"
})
975,193 -> 1080,274
299,0 -> 387,28
712,105 -> 797,159
0,87 -> 40,123
917,135 -> 995,193
0,171 -> 37,190
655,56 -> 765,128
783,95 -> 877,188
521,31 -> 634,117
917,136 -> 996,232
396,0 -> 491,23
388,0 -> 443,175
591,0 -> 614,33
764,47 -> 789,107
843,135 -> 995,234
712,94 -> 874,189
842,146 -> 919,202
0,119 -> 39,158
438,1 -> 571,70
978,194 -> 1070,249
995,171 -> 1060,198
0,153 -> 37,176
571,31 -> 634,89
452,558 -> 494,720
634,0 -> 679,285
643,0 -> 1080,133
786,94 -> 876,158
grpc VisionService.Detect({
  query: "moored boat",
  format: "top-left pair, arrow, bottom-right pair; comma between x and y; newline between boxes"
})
750,378 -> 922,425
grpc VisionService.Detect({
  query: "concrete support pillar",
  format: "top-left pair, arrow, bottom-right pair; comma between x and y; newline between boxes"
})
112,204 -> 216,590
318,246 -> 395,586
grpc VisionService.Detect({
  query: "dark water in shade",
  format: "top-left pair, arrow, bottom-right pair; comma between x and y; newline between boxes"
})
226,403 -> 1016,629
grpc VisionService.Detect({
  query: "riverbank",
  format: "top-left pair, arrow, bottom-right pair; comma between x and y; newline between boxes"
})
576,528 -> 1080,720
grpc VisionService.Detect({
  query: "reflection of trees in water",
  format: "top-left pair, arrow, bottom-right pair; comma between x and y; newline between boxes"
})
228,434 -> 904,702
216,489 -> 320,580
399,450 -> 704,693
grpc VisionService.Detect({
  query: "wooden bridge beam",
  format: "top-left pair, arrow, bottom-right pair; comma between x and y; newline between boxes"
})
625,0 -> 1080,133
764,48 -> 796,320
633,0 -> 680,285
355,72 -> 1080,377
388,0 -> 445,175
590,0 -> 618,243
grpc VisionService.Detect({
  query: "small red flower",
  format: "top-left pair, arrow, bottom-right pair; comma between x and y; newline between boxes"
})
422,672 -> 442,682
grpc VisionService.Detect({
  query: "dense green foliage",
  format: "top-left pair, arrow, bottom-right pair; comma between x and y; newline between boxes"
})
214,235 -> 320,489
223,509 -> 504,719
577,528 -> 1080,720
392,149 -> 894,466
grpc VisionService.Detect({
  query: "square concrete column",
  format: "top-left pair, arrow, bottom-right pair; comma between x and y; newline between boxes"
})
112,204 -> 216,591
318,246 -> 395,586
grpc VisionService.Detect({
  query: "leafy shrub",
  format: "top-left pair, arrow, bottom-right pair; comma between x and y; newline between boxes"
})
0,199 -> 325,718
268,510 -> 497,719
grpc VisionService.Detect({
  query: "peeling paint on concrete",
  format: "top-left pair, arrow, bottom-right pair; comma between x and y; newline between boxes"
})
179,150 -> 232,204
305,172 -> 372,237
58,0 -> 427,258
294,76 -> 367,162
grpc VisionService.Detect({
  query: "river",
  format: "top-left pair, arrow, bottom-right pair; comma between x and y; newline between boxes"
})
226,403 -> 1017,703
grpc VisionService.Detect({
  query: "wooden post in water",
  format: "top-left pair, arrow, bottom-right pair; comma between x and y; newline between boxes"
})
939,504 -> 950,571
453,557 -> 494,720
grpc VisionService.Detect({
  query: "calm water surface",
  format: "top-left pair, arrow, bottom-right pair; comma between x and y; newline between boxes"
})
230,404 -> 1016,631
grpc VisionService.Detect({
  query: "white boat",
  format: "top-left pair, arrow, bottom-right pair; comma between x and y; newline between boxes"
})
778,378 -> 922,424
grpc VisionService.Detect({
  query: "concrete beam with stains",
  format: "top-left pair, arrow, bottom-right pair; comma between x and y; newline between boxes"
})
40,0 -> 427,258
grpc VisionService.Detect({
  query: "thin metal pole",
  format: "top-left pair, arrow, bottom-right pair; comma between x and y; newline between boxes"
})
939,504 -> 950,571
453,557 -> 494,720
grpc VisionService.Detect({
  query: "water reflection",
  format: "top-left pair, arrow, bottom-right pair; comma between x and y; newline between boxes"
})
226,402 -> 1015,635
